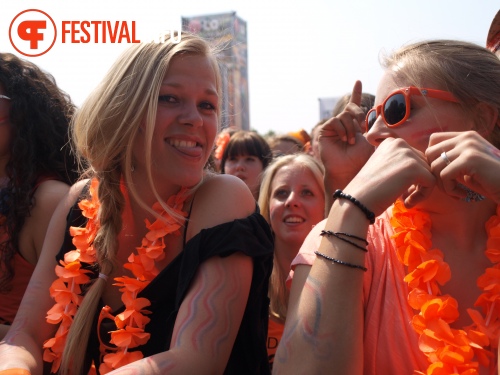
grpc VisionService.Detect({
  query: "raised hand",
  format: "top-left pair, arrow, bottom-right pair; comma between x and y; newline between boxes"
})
319,81 -> 375,206
344,137 -> 436,217
426,131 -> 500,203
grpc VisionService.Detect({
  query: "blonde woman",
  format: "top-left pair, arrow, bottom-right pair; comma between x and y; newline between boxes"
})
0,33 -> 273,375
258,154 -> 325,370
274,40 -> 500,374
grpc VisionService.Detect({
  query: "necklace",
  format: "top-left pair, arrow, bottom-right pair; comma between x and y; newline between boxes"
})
42,178 -> 188,374
391,200 -> 500,375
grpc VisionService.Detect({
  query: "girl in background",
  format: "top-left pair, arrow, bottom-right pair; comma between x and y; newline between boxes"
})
258,153 -> 325,370
221,130 -> 273,200
0,53 -> 78,340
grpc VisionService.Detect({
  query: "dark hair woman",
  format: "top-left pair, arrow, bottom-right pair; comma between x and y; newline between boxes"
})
0,53 -> 78,339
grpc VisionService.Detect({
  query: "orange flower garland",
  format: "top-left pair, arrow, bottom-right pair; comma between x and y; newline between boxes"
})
391,200 -> 500,375
42,178 -> 188,374
214,131 -> 231,160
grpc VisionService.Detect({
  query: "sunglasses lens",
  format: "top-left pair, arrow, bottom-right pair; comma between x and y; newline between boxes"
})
383,93 -> 406,126
366,110 -> 377,130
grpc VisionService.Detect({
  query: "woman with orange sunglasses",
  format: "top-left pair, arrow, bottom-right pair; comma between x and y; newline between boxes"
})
274,40 -> 500,375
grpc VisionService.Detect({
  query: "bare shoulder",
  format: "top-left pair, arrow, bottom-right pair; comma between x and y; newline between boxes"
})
29,180 -> 69,212
50,179 -> 90,214
196,173 -> 256,217
34,179 -> 70,194
186,174 -> 256,239
29,180 -> 68,211
45,179 -> 89,238
32,179 -> 89,209
67,179 -> 90,200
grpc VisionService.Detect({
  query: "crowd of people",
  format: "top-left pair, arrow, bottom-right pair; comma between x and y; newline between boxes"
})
0,10 -> 499,375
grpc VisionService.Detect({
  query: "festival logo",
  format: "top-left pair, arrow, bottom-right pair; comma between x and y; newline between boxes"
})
8,9 -> 179,57
9,9 -> 57,57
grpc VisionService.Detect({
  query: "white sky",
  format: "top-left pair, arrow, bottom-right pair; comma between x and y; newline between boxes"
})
1,0 -> 498,136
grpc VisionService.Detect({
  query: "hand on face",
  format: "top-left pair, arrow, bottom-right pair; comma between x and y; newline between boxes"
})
319,81 -> 375,186
344,137 -> 436,217
344,129 -> 500,217
426,131 -> 500,204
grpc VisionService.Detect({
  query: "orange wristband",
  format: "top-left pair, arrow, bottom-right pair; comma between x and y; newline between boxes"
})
0,369 -> 31,375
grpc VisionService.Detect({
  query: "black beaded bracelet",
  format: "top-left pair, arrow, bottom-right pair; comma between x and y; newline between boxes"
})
320,230 -> 368,252
314,250 -> 367,272
333,189 -> 375,224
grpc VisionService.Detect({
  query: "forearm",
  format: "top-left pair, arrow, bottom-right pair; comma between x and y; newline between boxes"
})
108,254 -> 253,375
0,324 -> 9,341
0,330 -> 41,374
105,349 -> 215,375
324,171 -> 358,211
0,258 -> 61,374
274,199 -> 368,374
0,272 -> 58,374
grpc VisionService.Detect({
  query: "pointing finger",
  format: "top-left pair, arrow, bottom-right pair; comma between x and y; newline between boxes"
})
349,80 -> 363,107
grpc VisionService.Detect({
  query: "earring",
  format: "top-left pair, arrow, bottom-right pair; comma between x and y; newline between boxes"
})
131,165 -> 135,172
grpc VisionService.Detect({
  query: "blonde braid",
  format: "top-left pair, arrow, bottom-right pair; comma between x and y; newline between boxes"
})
60,170 -> 124,375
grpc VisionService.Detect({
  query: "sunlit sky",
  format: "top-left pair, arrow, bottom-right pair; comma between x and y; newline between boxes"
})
1,1 -> 498,135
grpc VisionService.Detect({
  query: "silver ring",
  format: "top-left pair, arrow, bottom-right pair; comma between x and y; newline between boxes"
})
440,151 -> 451,165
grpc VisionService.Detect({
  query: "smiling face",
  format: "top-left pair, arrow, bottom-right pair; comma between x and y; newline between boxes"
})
269,162 -> 325,249
366,69 -> 473,152
132,54 -> 219,192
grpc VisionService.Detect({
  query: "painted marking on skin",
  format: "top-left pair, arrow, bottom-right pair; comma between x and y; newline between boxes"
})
300,274 -> 335,360
275,318 -> 299,364
213,267 -> 240,356
193,262 -> 225,350
490,145 -> 500,159
173,273 -> 205,346
276,273 -> 334,365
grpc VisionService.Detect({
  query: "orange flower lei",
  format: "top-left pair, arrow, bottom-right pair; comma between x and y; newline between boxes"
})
391,200 -> 500,375
42,178 -> 188,374
214,131 -> 231,160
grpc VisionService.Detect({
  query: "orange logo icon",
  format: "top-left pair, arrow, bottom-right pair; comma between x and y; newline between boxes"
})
9,9 -> 57,57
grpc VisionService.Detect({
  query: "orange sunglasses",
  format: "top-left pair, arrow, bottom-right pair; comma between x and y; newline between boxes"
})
365,86 -> 459,131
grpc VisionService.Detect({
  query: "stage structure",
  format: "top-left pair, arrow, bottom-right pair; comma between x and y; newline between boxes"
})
182,12 -> 249,130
